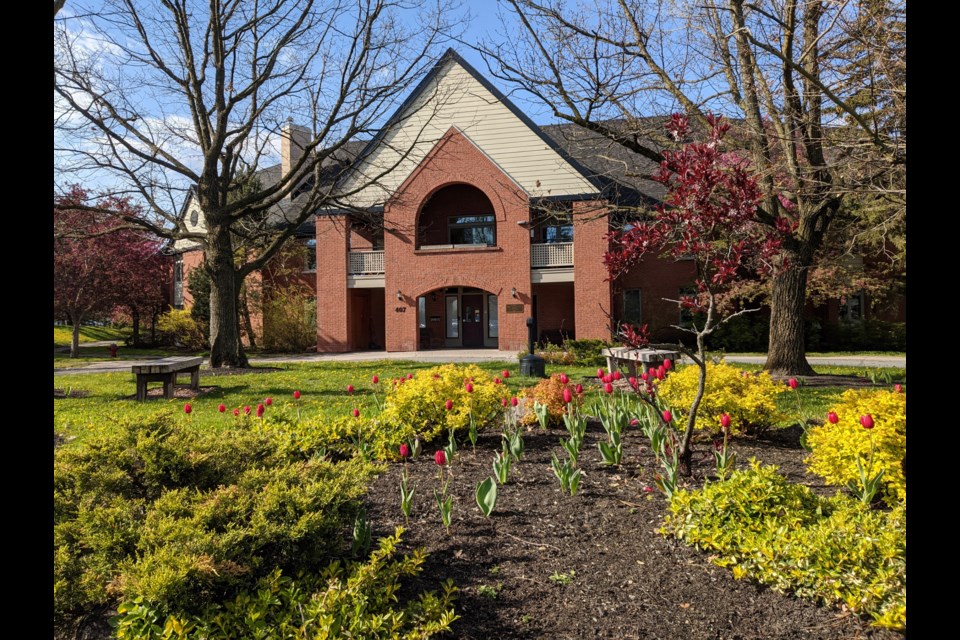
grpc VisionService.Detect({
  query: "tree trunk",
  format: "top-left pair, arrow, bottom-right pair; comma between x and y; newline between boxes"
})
240,285 -> 257,349
207,225 -> 249,368
150,310 -> 158,345
764,263 -> 817,376
131,308 -> 140,347
70,314 -> 81,358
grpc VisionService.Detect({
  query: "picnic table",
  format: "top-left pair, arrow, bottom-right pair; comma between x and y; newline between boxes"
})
131,356 -> 203,401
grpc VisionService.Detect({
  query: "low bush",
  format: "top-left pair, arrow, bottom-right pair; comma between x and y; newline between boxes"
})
54,415 -> 375,623
378,364 -> 508,449
112,528 -> 458,640
156,308 -> 207,350
655,361 -> 786,434
518,338 -> 613,367
805,388 -> 906,504
519,373 -> 582,427
661,461 -> 905,630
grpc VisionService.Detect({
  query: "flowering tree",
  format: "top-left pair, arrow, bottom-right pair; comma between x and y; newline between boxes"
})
54,187 -> 169,356
604,115 -> 782,475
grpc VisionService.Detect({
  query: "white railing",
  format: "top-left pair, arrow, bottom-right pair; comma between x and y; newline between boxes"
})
348,250 -> 385,275
531,242 -> 574,268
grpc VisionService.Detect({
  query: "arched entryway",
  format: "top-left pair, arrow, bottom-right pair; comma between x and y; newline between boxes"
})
416,286 -> 499,349
417,184 -> 496,249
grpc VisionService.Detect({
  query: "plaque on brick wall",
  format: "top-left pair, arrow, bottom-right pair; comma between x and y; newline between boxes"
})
505,304 -> 524,313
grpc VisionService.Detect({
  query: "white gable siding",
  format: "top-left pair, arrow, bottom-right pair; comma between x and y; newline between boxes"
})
173,196 -> 206,252
338,61 -> 597,209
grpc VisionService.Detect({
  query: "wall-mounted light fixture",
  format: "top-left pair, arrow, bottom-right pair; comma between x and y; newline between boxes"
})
516,220 -> 530,226
396,290 -> 403,301
511,287 -> 518,299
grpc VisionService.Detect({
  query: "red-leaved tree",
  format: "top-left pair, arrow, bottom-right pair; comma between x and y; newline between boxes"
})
605,114 -> 783,475
54,187 -> 169,356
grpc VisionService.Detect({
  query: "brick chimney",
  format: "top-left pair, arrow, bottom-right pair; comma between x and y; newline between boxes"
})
281,120 -> 311,189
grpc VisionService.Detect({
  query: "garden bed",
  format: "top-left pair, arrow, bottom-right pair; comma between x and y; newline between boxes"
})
363,421 -> 903,639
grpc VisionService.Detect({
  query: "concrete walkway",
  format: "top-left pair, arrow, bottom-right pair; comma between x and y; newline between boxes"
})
54,349 -> 904,375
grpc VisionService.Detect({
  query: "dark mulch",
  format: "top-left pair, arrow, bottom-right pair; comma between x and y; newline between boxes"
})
363,423 -> 903,640
202,366 -> 284,376
122,385 -> 221,400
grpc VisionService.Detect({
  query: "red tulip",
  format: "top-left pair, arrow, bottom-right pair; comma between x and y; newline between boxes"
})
502,370 -> 510,379
559,373 -> 569,384
218,404 -> 226,413
184,403 -> 192,414
656,366 -> 665,379
256,403 -> 265,418
788,378 -> 798,389
244,405 -> 251,415
265,397 -> 273,406
629,376 -> 637,389
860,414 -> 874,430
511,397 -> 518,407
407,373 -> 414,379
894,384 -> 902,393
604,382 -> 613,394
233,408 -> 239,416
827,411 -> 839,424
597,368 -> 605,379
641,372 -> 648,381
612,371 -> 622,381
372,375 -> 379,384
347,384 -> 355,393
575,384 -> 583,395
662,410 -> 672,423
563,388 -> 573,404
465,382 -> 474,393
630,418 -> 639,426
494,377 -> 501,384
602,374 -> 612,384
445,399 -> 453,411
433,373 -> 439,379
293,390 -> 301,399
352,408 -> 360,418
502,397 -> 509,407
720,413 -> 731,430
435,450 -> 446,466
663,359 -> 672,370
400,443 -> 410,459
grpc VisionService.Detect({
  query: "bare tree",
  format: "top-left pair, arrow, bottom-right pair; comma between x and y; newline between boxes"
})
54,0 -> 459,367
479,0 -> 904,374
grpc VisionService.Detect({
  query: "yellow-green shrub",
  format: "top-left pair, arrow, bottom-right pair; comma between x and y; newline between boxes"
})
519,374 -> 582,426
662,461 -> 906,630
656,361 -> 786,434
805,388 -> 906,503
156,308 -> 207,350
378,364 -> 508,447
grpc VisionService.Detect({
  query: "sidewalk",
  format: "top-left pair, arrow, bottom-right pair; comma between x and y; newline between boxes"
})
54,349 -> 904,375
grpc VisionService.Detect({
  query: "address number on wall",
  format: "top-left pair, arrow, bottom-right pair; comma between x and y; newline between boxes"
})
394,307 -> 406,313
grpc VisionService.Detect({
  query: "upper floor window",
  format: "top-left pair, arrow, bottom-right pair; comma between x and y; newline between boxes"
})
544,215 -> 573,243
189,208 -> 199,227
840,292 -> 864,321
304,239 -> 317,272
449,215 -> 496,246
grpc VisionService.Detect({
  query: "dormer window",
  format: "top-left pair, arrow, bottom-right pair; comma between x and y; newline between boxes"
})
190,208 -> 199,227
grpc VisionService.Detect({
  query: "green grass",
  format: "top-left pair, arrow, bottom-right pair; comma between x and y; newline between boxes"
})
721,351 -> 905,358
53,324 -> 131,346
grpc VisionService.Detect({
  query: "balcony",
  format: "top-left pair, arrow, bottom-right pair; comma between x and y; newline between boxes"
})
348,250 -> 385,274
531,242 -> 573,268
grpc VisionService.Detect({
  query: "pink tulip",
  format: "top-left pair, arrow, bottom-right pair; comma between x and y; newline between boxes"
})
630,418 -> 639,426
256,403 -> 265,418
435,450 -> 446,466
788,378 -> 798,389
643,486 -> 654,493
407,373 -> 414,379
662,410 -> 672,423
502,370 -> 510,379
860,414 -> 874,430
656,366 -> 665,379
244,405 -> 251,415
347,384 -> 354,393
372,375 -> 379,384
720,413 -> 731,430
612,371 -> 622,381
575,384 -> 583,395
663,359 -> 673,370
184,403 -> 192,414
218,404 -> 226,413
465,382 -> 474,393
641,372 -> 648,381
629,376 -> 638,389
502,398 -> 509,407
597,368 -> 605,379
293,390 -> 301,399
894,384 -> 902,393
604,382 -> 613,394
400,443 -> 410,459
563,388 -> 573,404
445,399 -> 453,411
352,408 -> 360,418
827,411 -> 839,424
511,397 -> 518,407
265,397 -> 273,406
233,408 -> 240,416
559,373 -> 569,384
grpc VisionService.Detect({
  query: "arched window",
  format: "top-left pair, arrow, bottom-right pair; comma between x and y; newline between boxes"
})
417,184 -> 496,248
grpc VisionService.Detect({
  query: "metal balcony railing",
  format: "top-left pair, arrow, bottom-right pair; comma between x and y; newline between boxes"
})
531,242 -> 573,268
348,250 -> 385,275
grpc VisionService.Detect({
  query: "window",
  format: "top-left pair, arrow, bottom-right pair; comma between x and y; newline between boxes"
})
189,208 -> 199,227
487,295 -> 498,338
623,289 -> 642,326
173,255 -> 184,308
445,295 -> 459,338
544,222 -> 573,243
449,215 -> 495,246
840,292 -> 864,321
304,239 -> 317,272
678,286 -> 698,328
418,296 -> 427,329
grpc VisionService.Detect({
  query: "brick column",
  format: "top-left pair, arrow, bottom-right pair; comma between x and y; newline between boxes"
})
573,201 -> 612,341
315,215 -> 351,352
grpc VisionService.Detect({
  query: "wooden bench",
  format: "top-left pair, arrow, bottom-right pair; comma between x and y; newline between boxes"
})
132,357 -> 203,401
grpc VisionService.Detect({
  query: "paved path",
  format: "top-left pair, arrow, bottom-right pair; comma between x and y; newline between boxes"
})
54,349 -> 904,375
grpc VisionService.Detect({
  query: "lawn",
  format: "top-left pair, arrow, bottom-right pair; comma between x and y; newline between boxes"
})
53,324 -> 131,346
53,359 -> 906,638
